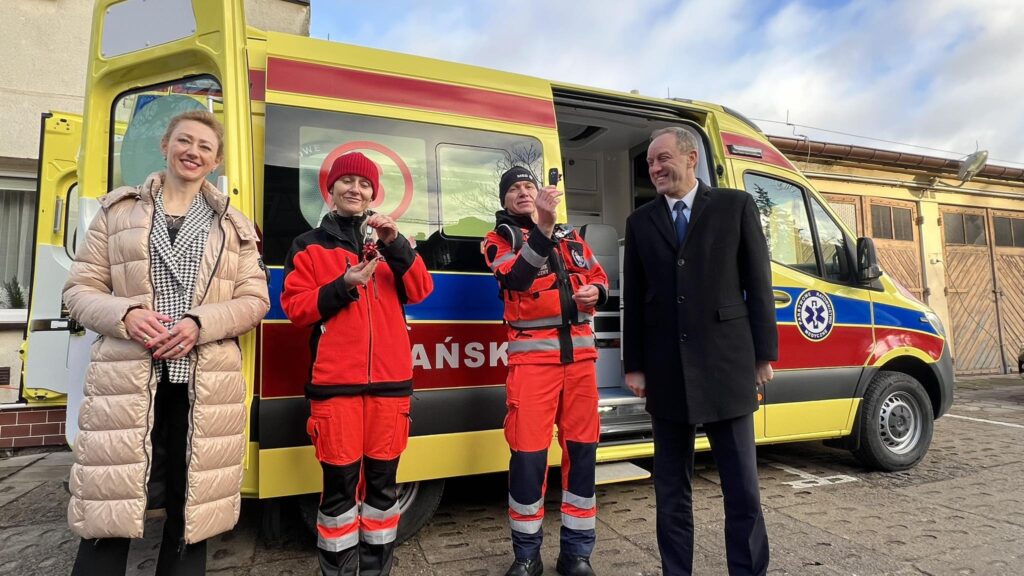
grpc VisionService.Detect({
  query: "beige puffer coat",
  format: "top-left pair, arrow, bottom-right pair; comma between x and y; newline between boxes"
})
63,174 -> 270,543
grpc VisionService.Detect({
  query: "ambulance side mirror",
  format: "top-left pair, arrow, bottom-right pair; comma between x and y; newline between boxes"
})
857,237 -> 882,283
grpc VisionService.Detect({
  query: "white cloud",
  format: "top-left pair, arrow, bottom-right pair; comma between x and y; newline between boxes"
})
313,0 -> 1024,166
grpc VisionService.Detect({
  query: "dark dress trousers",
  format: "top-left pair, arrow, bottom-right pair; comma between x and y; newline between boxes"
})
623,181 -> 778,575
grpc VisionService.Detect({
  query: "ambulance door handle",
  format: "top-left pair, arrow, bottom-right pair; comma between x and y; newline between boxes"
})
773,291 -> 792,307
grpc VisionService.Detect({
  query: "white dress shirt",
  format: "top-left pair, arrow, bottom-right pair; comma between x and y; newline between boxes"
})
664,180 -> 699,222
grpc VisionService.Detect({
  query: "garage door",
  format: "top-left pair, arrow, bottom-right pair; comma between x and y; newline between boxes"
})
992,210 -> 1024,373
869,198 -> 924,301
941,207 -> 1004,375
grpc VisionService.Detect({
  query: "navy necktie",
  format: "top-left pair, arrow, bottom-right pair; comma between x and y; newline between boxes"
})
673,201 -> 689,244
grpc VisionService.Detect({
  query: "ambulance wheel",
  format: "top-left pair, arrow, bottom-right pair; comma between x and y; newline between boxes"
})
396,479 -> 444,543
299,479 -> 444,545
853,371 -> 933,471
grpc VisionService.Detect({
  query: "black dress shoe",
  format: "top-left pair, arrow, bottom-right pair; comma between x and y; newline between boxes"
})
556,554 -> 596,576
504,558 -> 543,576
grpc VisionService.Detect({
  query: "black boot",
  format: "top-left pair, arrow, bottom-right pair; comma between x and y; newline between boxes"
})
556,554 -> 596,576
505,558 -> 544,576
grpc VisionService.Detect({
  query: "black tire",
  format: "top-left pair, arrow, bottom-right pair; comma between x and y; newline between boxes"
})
852,370 -> 934,471
299,479 -> 445,545
260,498 -> 284,542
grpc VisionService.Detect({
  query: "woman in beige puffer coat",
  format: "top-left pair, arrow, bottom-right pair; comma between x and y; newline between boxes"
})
64,110 -> 269,575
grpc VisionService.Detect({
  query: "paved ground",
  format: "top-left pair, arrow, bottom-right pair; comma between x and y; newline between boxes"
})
1,375 -> 1023,575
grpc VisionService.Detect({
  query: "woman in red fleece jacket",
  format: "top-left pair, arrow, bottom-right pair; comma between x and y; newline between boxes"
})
281,151 -> 433,576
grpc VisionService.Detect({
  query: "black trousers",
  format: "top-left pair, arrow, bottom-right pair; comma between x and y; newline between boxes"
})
71,379 -> 207,576
652,413 -> 769,576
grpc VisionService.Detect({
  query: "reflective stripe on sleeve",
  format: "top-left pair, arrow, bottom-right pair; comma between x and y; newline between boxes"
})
489,252 -> 515,270
520,243 -> 547,268
508,314 -> 564,329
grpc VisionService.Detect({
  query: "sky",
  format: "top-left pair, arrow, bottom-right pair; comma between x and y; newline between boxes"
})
310,0 -> 1024,168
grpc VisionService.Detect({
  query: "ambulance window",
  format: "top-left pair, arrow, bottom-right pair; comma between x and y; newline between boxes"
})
438,140 -> 543,238
810,197 -> 851,282
262,105 -> 542,272
743,173 -> 817,276
109,76 -> 223,189
263,106 -> 432,265
64,184 -> 80,259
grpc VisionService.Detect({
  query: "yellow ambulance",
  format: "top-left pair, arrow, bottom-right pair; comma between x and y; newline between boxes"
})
22,0 -> 953,540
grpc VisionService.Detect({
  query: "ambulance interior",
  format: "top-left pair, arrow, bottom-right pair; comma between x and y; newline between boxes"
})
554,97 -> 713,439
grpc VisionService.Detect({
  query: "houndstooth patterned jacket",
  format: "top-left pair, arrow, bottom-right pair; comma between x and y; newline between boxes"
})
150,187 -> 215,383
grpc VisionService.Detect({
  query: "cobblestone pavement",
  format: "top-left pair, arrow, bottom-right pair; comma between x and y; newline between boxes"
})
1,376 -> 1022,575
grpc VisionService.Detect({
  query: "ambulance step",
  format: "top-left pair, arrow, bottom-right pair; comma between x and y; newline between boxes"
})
595,461 -> 651,485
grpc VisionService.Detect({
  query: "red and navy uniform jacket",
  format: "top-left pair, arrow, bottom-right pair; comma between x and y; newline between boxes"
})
483,211 -> 609,365
281,212 -> 433,398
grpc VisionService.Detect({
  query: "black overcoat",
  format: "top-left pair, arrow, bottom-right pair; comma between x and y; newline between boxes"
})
622,181 -> 778,425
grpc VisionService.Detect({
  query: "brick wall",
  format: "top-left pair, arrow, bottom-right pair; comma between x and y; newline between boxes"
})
0,407 -> 67,448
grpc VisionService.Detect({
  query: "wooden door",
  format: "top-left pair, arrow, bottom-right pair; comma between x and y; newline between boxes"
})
941,207 -> 1004,375
992,210 -> 1024,372
869,198 -> 924,301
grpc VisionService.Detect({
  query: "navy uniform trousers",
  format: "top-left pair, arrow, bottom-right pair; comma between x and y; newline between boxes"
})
652,413 -> 769,576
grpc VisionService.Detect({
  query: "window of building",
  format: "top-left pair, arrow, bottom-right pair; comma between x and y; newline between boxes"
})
993,216 -> 1024,248
743,173 -> 817,276
263,105 -> 543,272
943,212 -> 987,246
110,76 -> 224,189
870,204 -> 913,241
0,176 -> 36,308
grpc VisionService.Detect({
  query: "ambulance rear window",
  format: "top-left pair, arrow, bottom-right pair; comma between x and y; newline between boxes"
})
262,104 -> 543,272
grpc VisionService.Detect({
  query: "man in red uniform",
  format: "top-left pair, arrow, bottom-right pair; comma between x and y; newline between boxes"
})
484,167 -> 609,576
281,152 -> 434,576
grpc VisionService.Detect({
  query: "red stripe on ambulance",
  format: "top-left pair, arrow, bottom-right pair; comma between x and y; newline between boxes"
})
265,57 -> 557,128
260,322 -> 510,398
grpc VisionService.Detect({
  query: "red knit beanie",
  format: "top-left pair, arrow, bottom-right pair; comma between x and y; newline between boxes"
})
325,152 -> 381,200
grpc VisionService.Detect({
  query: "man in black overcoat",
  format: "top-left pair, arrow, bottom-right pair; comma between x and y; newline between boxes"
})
622,126 -> 778,575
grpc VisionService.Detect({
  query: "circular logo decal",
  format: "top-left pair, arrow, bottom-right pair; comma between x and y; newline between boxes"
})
317,141 -> 415,220
795,289 -> 835,341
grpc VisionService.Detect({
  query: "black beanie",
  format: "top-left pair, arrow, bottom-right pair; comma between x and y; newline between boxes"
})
498,166 -> 539,205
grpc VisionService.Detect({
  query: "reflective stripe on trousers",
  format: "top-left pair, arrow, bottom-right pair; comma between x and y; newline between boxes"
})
561,490 -> 597,531
317,505 -> 360,552
509,494 -> 545,535
361,501 -> 400,545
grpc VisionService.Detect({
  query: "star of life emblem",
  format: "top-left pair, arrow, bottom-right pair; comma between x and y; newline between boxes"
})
795,289 -> 834,341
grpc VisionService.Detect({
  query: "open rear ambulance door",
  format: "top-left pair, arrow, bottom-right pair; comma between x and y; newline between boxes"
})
21,113 -> 83,433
